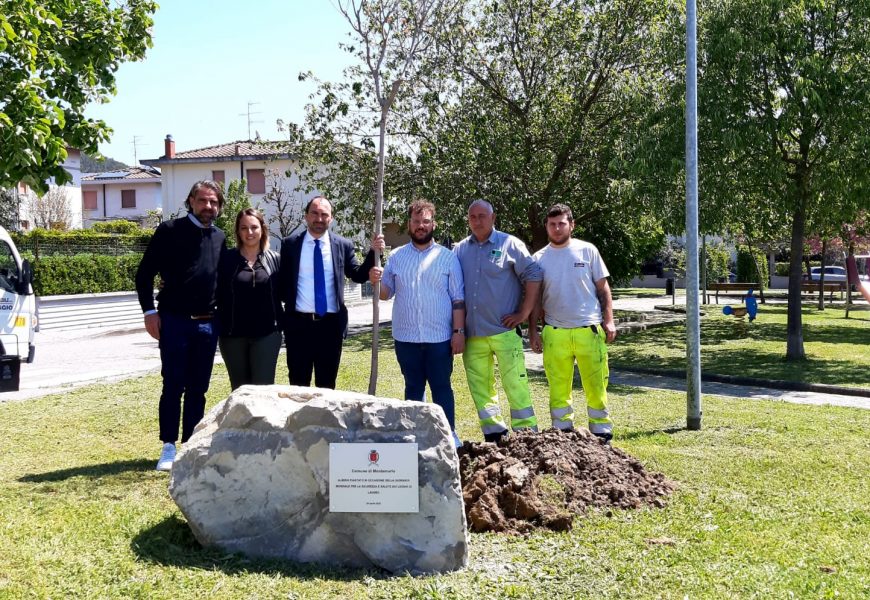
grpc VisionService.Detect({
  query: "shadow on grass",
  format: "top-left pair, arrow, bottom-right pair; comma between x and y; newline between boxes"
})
612,311 -> 870,387
613,289 -> 667,299
18,459 -> 154,483
620,427 -> 686,441
131,514 -> 392,580
345,327 -> 396,352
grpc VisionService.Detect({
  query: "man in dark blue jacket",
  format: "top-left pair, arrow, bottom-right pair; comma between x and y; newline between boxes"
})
135,180 -> 225,471
279,196 -> 384,389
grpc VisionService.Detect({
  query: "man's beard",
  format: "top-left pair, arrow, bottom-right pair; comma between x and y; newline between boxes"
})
411,228 -> 434,245
548,232 -> 570,245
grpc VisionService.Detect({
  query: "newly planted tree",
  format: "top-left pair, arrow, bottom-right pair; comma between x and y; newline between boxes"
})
294,0 -> 458,394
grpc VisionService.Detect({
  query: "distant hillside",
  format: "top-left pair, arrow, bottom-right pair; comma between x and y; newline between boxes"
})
81,153 -> 129,173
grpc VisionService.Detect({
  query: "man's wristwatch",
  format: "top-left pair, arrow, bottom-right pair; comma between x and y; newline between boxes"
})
453,328 -> 465,334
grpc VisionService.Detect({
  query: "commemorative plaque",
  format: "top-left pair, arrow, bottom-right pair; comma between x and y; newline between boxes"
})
329,443 -> 419,513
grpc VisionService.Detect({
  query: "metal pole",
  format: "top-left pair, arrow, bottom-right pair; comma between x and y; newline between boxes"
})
685,0 -> 702,430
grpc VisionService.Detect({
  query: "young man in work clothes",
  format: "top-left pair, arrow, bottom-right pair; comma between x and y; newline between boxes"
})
453,199 -> 540,442
135,180 -> 226,470
529,204 -> 617,442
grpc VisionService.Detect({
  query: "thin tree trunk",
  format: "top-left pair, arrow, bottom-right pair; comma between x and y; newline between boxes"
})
368,104 -> 389,395
786,200 -> 806,360
817,238 -> 827,311
701,235 -> 707,305
846,241 -> 854,319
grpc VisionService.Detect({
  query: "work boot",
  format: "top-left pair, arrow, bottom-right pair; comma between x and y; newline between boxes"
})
592,431 -> 613,444
483,430 -> 508,444
155,443 -> 176,472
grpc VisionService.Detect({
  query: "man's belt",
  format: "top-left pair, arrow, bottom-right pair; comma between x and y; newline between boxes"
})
295,311 -> 336,322
545,322 -> 598,333
190,314 -> 214,320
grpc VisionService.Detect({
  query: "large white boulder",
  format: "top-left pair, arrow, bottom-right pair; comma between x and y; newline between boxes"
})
169,385 -> 468,574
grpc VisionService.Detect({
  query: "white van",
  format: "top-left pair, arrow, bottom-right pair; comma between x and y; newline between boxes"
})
0,226 -> 36,391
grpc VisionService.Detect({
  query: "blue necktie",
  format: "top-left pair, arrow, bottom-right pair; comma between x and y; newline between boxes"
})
314,238 -> 327,316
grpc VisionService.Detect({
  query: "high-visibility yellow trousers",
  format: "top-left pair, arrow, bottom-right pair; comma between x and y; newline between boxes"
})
541,324 -> 611,435
463,329 -> 538,436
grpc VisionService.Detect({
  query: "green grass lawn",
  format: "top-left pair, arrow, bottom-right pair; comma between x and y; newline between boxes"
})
612,287 -> 672,299
610,304 -> 870,388
1,329 -> 868,598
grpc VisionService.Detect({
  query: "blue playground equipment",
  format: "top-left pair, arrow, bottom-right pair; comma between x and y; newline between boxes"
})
722,288 -> 758,321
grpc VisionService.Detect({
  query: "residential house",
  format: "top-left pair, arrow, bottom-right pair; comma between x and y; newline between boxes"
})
140,135 -> 408,248
81,166 -> 162,227
16,148 -> 83,230
141,136 -> 312,242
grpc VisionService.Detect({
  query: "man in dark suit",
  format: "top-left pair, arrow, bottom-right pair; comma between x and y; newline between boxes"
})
279,196 -> 385,388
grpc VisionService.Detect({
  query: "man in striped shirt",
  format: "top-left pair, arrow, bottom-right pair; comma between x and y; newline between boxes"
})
369,200 -> 465,446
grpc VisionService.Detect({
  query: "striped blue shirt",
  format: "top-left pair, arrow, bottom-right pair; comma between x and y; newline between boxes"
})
382,241 -> 464,343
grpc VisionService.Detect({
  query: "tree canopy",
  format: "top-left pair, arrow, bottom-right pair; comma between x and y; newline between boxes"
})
291,0 -> 679,282
697,0 -> 870,359
0,0 -> 157,193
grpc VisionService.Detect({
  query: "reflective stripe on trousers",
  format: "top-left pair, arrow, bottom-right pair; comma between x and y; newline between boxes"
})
541,324 -> 611,433
463,329 -> 538,434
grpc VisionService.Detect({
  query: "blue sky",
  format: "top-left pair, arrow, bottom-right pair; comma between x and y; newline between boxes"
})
84,0 -> 354,165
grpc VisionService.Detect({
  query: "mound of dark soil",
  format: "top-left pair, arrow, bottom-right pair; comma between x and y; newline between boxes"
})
457,428 -> 675,534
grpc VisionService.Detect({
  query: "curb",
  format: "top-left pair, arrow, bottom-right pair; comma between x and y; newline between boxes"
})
611,366 -> 870,399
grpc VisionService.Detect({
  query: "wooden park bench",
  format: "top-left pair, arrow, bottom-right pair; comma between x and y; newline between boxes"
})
709,281 -> 844,304
709,282 -> 757,304
800,282 -> 845,301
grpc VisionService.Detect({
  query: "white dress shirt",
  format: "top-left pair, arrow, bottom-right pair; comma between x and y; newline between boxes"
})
295,231 -> 338,313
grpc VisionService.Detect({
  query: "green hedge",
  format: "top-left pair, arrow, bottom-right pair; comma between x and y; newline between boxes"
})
736,249 -> 768,288
12,228 -> 152,256
32,253 -> 143,296
90,220 -> 142,235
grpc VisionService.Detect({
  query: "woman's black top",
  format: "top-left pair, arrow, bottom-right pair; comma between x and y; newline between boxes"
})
216,248 -> 282,337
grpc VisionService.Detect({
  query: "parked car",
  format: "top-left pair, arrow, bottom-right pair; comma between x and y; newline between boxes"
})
806,266 -> 847,283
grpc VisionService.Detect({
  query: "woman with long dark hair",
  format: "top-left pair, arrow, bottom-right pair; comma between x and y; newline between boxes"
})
216,208 -> 283,389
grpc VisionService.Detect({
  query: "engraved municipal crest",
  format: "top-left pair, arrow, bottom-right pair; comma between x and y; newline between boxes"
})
368,449 -> 380,465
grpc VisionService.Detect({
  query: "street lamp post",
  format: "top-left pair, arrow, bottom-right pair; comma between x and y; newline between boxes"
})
686,0 -> 702,430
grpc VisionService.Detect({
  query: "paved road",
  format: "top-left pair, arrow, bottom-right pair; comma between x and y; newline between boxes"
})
1,299 -> 394,402
3,294 -> 867,411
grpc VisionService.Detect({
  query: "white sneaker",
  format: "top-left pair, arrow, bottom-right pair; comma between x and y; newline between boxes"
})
155,443 -> 176,472
452,431 -> 462,449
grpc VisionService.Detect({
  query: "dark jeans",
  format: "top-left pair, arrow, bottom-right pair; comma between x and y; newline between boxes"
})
284,311 -> 344,389
218,330 -> 283,390
394,340 -> 455,429
158,312 -> 219,443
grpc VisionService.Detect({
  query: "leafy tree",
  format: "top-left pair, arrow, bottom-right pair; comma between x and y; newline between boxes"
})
697,0 -> 870,359
410,0 -> 677,280
0,0 -> 157,192
215,179 -> 252,247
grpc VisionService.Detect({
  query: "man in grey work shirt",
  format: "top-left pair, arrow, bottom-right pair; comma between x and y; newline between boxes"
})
453,199 -> 541,442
